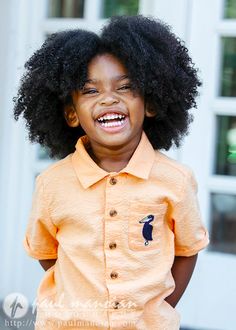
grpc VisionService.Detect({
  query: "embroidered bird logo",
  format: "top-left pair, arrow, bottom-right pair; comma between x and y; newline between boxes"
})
139,215 -> 154,246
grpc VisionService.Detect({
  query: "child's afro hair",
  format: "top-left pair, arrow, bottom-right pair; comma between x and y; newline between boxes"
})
13,15 -> 201,159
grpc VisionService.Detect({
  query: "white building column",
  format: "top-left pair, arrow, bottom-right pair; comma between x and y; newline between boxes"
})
0,0 -> 47,301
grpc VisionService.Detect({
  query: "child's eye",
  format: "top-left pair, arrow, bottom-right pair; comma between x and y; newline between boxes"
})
82,88 -> 98,95
117,85 -> 131,91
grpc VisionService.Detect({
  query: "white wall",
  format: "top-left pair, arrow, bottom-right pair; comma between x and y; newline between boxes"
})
0,0 -> 47,302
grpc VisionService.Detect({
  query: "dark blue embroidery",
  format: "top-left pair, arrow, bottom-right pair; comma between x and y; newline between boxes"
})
139,215 -> 154,246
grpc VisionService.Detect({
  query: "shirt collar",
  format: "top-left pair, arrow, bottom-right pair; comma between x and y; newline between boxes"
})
71,131 -> 156,189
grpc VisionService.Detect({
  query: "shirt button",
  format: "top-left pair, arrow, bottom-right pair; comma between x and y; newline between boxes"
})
109,209 -> 117,217
113,301 -> 120,309
110,271 -> 118,279
109,177 -> 117,185
109,242 -> 117,249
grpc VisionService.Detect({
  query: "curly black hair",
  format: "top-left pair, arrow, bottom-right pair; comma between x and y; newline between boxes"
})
13,15 -> 201,159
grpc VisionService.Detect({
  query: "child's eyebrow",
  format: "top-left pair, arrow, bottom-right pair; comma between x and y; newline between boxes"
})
84,75 -> 130,84
114,74 -> 130,81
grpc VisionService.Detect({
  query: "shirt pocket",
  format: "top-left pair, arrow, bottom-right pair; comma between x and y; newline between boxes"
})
128,202 -> 167,251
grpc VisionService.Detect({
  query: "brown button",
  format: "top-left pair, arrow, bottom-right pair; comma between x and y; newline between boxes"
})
109,242 -> 117,249
109,209 -> 117,217
113,301 -> 120,309
109,177 -> 117,185
110,271 -> 118,279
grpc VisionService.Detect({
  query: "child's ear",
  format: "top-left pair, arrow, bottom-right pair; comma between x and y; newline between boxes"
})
145,108 -> 156,118
144,102 -> 156,118
64,105 -> 80,127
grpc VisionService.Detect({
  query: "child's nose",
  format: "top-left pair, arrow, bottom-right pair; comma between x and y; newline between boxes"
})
99,93 -> 119,106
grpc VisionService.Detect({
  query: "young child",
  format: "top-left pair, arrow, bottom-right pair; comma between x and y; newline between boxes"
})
14,15 -> 209,330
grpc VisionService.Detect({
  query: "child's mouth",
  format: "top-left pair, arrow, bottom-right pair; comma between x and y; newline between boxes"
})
96,112 -> 128,132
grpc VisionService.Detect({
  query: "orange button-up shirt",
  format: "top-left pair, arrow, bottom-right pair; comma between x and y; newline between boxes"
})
24,131 -> 209,330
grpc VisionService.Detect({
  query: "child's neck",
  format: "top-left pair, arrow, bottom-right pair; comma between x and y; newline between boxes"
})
86,138 -> 140,173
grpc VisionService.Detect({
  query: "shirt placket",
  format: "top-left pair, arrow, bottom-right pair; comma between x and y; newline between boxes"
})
103,174 -> 126,329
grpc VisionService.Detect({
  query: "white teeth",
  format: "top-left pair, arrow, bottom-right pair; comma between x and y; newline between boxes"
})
97,113 -> 125,122
101,119 -> 125,127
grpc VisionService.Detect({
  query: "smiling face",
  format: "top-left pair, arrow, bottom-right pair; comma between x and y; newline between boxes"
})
64,53 -> 150,152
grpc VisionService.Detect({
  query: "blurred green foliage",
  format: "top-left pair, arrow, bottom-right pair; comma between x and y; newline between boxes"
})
103,0 -> 139,18
224,0 -> 236,18
221,37 -> 236,96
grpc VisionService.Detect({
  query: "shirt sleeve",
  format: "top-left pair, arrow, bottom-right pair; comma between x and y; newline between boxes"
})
171,169 -> 210,257
23,175 -> 58,260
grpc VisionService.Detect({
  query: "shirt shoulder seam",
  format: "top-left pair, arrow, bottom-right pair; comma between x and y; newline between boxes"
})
154,151 -> 192,177
154,151 -> 193,198
38,154 -> 73,179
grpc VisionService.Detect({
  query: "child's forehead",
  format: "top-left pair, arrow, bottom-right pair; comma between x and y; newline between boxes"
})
85,74 -> 129,84
85,53 -> 130,81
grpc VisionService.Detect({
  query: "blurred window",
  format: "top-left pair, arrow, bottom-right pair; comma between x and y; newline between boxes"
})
215,116 -> 236,176
224,0 -> 236,18
210,193 -> 236,254
48,0 -> 85,18
219,37 -> 236,96
102,0 -> 139,18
